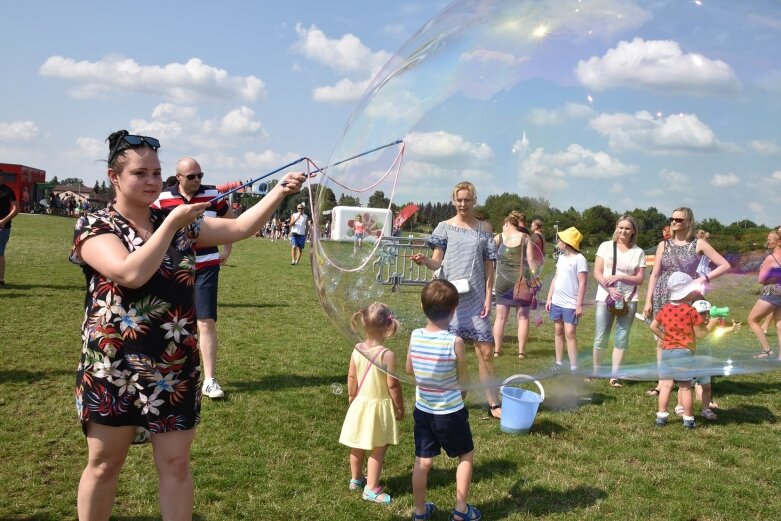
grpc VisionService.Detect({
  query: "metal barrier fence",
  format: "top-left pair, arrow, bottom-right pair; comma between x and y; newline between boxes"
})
372,236 -> 434,291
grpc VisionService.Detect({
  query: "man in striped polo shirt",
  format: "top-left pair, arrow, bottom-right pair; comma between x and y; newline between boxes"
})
152,157 -> 233,399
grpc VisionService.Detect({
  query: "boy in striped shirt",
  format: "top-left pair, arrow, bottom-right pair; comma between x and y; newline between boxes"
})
406,279 -> 480,521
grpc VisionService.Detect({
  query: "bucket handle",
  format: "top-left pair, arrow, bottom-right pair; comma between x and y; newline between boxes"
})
501,374 -> 545,402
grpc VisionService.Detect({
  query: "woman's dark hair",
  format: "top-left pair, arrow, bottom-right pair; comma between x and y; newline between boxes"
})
106,129 -> 159,170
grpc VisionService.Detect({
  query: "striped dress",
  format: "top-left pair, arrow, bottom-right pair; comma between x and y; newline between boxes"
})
409,328 -> 464,414
427,221 -> 497,342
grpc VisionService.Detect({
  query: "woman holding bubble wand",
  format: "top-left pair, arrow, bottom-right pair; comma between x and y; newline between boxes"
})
71,130 -> 305,520
411,181 -> 501,419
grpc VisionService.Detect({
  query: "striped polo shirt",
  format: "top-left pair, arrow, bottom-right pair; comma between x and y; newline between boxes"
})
151,185 -> 228,269
409,328 -> 464,415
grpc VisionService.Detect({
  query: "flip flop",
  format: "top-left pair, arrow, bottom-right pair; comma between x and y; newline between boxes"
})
646,387 -> 661,396
753,349 -> 774,359
518,352 -> 526,360
493,350 -> 503,358
486,403 -> 502,420
609,378 -> 623,388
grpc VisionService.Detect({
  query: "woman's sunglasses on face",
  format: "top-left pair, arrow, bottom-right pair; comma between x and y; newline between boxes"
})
670,217 -> 686,224
108,135 -> 161,165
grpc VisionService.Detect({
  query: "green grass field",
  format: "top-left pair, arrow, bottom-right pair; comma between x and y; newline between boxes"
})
1,213 -> 780,521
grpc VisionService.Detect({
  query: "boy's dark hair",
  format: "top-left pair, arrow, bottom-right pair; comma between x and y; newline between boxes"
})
421,279 -> 459,321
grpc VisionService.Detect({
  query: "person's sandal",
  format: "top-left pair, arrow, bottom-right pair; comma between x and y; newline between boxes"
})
362,486 -> 391,504
450,503 -> 481,521
412,502 -> 436,520
348,476 -> 366,490
487,403 -> 501,420
674,404 -> 685,416
518,352 -> 526,360
609,378 -> 622,387
753,349 -> 774,359
493,349 -> 503,358
702,408 -> 718,421
646,387 -> 660,396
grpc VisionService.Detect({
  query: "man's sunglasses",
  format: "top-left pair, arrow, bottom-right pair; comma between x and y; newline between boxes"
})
108,135 -> 161,166
183,172 -> 204,181
670,217 -> 686,223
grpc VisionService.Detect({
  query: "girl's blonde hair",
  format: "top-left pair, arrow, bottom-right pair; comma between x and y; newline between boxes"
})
672,207 -> 696,240
612,215 -> 640,247
350,302 -> 399,339
451,181 -> 477,202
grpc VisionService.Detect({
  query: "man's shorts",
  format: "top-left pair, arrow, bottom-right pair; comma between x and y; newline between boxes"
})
194,266 -> 220,321
290,233 -> 306,249
413,407 -> 473,458
549,303 -> 579,325
0,228 -> 10,256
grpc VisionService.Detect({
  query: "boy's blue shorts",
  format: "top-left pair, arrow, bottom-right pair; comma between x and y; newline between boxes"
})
413,407 -> 473,458
549,304 -> 578,325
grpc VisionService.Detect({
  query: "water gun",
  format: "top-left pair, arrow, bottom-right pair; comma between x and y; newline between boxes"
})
692,300 -> 729,317
709,306 -> 730,319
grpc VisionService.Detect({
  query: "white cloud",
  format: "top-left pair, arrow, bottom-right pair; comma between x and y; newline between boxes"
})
39,55 -> 265,103
750,139 -> 781,156
748,202 -> 764,213
220,107 -> 264,136
589,111 -> 726,153
129,103 -> 267,151
313,78 -> 372,103
575,38 -> 741,95
710,172 -> 740,187
772,171 -> 781,182
517,144 -> 637,195
659,168 -> 690,188
403,131 -> 494,168
528,103 -> 596,126
0,121 -> 39,141
244,150 -> 303,171
292,24 -> 392,104
293,24 -> 391,76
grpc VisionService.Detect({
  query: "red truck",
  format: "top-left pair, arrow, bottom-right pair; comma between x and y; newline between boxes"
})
0,163 -> 46,213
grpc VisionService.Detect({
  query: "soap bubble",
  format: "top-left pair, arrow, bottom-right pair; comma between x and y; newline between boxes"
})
311,0 -> 781,390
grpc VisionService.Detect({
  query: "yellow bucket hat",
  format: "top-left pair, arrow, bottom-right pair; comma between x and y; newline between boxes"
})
558,227 -> 583,251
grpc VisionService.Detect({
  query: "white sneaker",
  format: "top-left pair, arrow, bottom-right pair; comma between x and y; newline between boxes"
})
202,378 -> 225,399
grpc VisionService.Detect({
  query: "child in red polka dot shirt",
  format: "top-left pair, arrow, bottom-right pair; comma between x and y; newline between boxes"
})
649,272 -> 721,429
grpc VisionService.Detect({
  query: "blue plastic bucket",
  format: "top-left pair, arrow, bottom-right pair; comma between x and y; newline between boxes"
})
500,375 -> 545,434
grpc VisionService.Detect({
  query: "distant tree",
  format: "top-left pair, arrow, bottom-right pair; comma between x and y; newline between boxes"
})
629,207 -> 668,249
368,190 -> 390,209
698,217 -> 724,233
51,175 -> 59,184
483,192 -> 524,229
314,184 -> 337,213
100,180 -> 108,194
60,177 -> 84,187
93,181 -> 100,193
338,193 -> 360,207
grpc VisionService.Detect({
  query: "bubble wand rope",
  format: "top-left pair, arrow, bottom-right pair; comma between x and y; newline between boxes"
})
309,142 -> 406,273
207,139 -> 403,204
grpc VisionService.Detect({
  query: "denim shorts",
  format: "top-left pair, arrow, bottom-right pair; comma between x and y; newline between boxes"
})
760,294 -> 781,307
593,301 -> 637,351
413,407 -> 473,458
0,227 -> 10,256
549,303 -> 578,325
660,348 -> 696,382
290,233 -> 306,249
194,266 -> 219,320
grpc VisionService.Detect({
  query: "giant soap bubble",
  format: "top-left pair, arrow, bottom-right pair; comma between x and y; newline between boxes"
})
310,0 -> 781,391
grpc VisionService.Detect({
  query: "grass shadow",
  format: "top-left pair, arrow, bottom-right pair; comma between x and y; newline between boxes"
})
0,283 -> 83,291
716,379 -> 781,397
218,302 -> 289,309
500,483 -> 608,517
0,369 -> 74,384
384,458 -> 518,495
710,404 -> 776,425
231,373 -> 345,392
528,418 -> 567,437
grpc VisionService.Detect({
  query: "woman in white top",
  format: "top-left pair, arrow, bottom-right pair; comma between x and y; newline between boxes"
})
591,215 -> 646,386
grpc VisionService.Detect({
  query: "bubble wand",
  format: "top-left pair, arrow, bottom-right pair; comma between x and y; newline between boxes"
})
208,139 -> 403,204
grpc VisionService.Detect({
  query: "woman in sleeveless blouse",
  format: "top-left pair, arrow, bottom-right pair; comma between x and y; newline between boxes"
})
642,207 -> 730,398
747,231 -> 781,359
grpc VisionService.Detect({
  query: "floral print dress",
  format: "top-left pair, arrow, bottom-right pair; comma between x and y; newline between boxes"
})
70,205 -> 201,441
652,238 -> 700,317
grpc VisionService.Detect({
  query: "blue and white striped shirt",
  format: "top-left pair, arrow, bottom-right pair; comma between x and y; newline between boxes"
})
409,328 -> 464,414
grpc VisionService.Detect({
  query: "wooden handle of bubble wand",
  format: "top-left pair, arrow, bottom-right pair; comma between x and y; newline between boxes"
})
280,139 -> 404,186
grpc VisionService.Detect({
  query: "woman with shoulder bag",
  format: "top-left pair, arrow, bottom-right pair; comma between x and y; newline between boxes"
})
591,215 -> 646,387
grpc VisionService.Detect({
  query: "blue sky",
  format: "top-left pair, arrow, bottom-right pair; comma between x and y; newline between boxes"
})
2,1 -> 780,226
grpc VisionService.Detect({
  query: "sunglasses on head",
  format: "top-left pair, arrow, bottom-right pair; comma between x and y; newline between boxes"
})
184,172 -> 204,181
670,217 -> 686,223
108,134 -> 161,166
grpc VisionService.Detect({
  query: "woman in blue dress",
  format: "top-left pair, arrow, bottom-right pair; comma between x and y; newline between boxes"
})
411,181 -> 501,418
